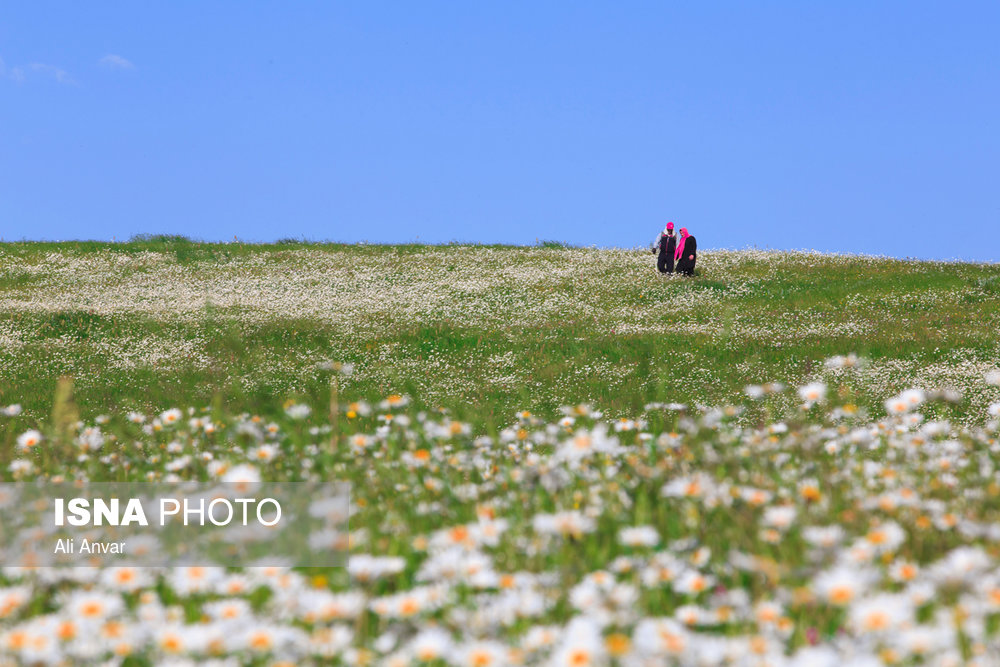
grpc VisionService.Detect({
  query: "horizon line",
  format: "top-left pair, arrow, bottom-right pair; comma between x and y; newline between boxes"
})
0,236 -> 995,265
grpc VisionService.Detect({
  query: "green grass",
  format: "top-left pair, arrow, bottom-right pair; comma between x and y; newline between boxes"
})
0,241 -> 998,428
2,241 -> 1000,662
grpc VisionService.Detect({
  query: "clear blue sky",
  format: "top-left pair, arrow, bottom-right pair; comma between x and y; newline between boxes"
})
2,3 -> 998,260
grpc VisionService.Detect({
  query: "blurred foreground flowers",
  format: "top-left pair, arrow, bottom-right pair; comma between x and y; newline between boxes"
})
2,360 -> 1000,665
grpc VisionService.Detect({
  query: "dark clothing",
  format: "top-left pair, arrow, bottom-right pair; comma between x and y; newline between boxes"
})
657,234 -> 676,273
675,235 -> 697,275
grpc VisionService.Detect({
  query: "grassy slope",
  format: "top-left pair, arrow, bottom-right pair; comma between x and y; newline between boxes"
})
1,239 -> 999,431
3,240 -> 1000,660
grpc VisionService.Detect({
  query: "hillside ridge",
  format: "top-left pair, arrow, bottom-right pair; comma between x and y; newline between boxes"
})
1,245 -> 998,426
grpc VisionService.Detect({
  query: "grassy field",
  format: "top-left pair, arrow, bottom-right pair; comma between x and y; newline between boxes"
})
1,238 -> 999,429
3,239 -> 1000,665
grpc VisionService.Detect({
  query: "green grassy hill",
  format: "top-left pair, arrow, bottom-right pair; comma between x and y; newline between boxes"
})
1,239 -> 999,428
4,239 -> 1000,662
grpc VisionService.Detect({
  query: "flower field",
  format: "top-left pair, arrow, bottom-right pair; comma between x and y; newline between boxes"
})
3,367 -> 1000,664
2,240 -> 1000,665
1,240 -> 999,427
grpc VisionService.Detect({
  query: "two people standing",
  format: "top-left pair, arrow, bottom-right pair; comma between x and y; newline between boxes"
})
651,222 -> 697,275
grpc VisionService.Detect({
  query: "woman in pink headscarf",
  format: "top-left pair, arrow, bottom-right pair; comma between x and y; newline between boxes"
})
674,228 -> 697,276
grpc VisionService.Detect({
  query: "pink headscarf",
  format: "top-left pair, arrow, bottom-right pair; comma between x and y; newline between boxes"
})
674,228 -> 689,261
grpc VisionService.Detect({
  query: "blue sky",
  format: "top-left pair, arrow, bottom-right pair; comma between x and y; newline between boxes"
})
2,3 -> 998,260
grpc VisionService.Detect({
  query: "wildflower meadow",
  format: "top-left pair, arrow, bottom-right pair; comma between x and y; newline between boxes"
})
2,239 -> 1000,665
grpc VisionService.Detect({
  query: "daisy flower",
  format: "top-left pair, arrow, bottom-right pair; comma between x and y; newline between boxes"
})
15,430 -> 43,452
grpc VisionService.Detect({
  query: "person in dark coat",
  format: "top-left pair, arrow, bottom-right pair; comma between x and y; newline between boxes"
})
650,222 -> 677,273
674,227 -> 697,275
